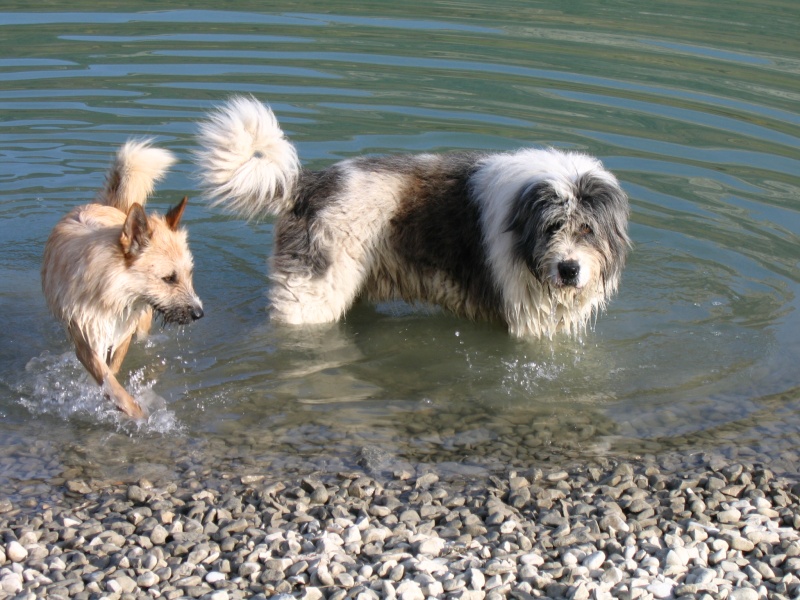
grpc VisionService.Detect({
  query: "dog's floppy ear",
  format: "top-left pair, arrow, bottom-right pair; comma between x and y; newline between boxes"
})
165,196 -> 188,231
505,182 -> 555,235
506,182 -> 558,276
120,203 -> 151,260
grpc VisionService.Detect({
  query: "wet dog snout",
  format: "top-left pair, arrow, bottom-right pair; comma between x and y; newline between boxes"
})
558,260 -> 580,286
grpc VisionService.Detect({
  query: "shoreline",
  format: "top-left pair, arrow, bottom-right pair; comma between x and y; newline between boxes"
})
2,451 -> 800,599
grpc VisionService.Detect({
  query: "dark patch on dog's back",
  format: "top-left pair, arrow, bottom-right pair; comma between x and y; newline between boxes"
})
374,153 -> 503,318
271,168 -> 344,277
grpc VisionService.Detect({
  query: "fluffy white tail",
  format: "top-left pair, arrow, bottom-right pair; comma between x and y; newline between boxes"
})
100,139 -> 176,212
195,96 -> 300,219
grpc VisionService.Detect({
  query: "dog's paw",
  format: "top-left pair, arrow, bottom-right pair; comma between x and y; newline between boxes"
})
103,377 -> 148,420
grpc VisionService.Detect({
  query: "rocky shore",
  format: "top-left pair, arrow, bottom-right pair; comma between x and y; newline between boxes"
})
2,451 -> 800,600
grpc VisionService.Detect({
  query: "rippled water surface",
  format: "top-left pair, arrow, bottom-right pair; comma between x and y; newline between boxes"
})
1,1 -> 799,487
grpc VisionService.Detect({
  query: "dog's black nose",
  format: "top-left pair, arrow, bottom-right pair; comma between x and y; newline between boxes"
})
558,260 -> 580,285
191,306 -> 204,320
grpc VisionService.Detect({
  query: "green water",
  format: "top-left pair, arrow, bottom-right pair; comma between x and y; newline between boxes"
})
1,1 -> 799,484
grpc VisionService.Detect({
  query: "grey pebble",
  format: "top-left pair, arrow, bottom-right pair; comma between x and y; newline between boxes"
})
136,571 -> 159,588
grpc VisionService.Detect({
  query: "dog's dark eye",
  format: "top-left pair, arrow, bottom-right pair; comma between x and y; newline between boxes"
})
546,221 -> 564,236
579,224 -> 593,236
162,272 -> 178,285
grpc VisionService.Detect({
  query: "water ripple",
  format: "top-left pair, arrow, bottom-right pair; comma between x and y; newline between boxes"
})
1,3 -> 799,478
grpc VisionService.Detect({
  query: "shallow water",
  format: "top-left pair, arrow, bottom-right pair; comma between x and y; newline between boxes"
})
1,1 -> 799,489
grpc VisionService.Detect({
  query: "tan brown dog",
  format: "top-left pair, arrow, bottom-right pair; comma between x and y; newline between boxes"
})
42,140 -> 203,419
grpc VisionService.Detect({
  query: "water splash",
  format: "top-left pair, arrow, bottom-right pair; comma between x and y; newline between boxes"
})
500,357 -> 565,395
16,351 -> 183,434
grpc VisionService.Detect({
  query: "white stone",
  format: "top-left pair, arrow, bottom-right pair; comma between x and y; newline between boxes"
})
317,537 -> 343,556
743,527 -> 780,545
500,519 -> 518,534
422,580 -> 444,597
470,568 -> 486,590
415,559 -> 449,575
485,574 -> 503,590
335,572 -> 355,588
601,566 -> 624,586
601,514 -> 630,532
562,551 -> 579,566
205,571 -> 227,583
315,564 -> 334,586
729,588 -> 759,600
343,525 -> 362,544
717,508 -> 742,524
647,579 -> 675,599
363,527 -> 389,544
692,567 -> 718,585
298,588 -> 324,600
150,524 -> 169,544
665,548 -> 689,567
1,573 -> 23,595
396,580 -> 424,600
381,580 -> 397,599
107,575 -> 136,594
583,551 -> 606,570
137,571 -> 159,588
519,552 -> 544,567
6,542 -> 27,563
570,581 -> 590,600
415,537 -> 445,557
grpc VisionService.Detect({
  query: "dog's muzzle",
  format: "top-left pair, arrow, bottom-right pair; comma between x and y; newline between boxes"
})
156,300 -> 204,325
557,260 -> 581,287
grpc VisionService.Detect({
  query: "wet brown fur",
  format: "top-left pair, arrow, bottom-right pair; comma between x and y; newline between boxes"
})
41,140 -> 203,419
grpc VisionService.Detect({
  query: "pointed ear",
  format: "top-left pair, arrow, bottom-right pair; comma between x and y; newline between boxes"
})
165,196 -> 188,231
120,203 -> 151,260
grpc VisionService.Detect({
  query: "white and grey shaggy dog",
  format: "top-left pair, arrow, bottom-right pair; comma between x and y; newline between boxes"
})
196,97 -> 630,338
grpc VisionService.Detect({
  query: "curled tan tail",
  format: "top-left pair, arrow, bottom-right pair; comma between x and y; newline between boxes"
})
99,139 -> 176,211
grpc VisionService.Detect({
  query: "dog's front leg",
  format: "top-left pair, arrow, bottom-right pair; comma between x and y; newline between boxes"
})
135,307 -> 153,340
68,323 -> 146,420
108,333 -> 133,376
102,374 -> 146,421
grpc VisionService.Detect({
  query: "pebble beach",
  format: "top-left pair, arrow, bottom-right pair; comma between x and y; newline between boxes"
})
3,447 -> 800,600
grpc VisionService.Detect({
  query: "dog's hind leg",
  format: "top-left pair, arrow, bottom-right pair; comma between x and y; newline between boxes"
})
68,323 -> 146,419
269,276 -> 361,324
